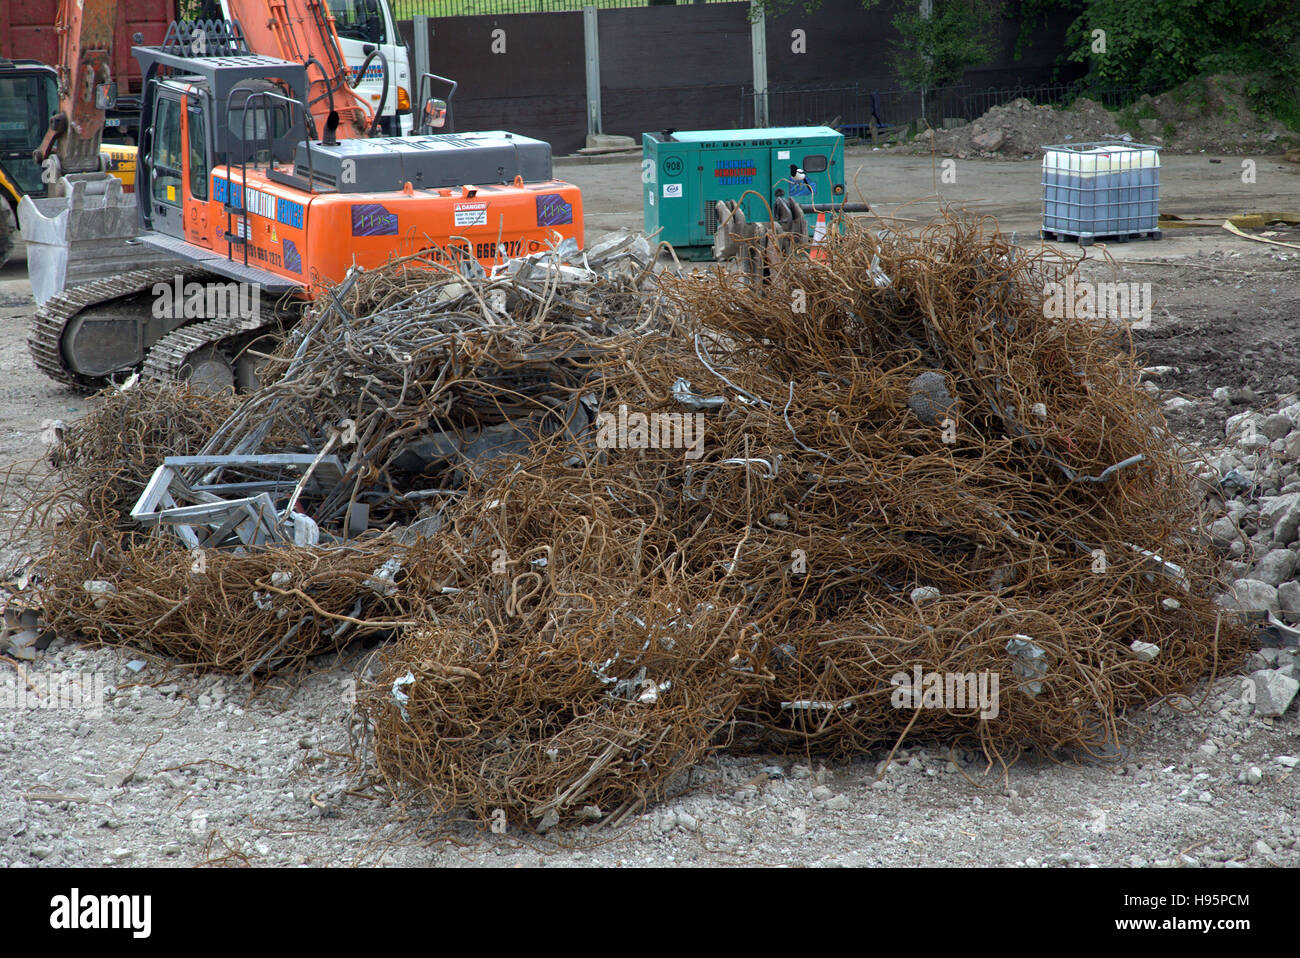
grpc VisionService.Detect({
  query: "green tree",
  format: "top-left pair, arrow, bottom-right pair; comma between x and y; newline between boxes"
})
755,0 -> 1004,129
892,0 -> 1001,128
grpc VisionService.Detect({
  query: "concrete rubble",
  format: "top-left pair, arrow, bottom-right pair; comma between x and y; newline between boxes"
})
1191,392 -> 1300,719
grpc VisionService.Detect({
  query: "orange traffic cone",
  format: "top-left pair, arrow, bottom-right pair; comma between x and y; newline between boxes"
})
809,212 -> 828,260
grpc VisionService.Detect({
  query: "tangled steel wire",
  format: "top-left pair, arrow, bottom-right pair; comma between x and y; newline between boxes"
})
21,238 -> 661,675
13,384 -> 440,675
360,216 -> 1239,827
24,218 -> 1242,828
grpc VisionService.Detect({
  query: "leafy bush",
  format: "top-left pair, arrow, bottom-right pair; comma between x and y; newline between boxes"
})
1018,0 -> 1300,126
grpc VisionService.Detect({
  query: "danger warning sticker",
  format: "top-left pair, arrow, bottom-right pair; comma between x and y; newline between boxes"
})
454,201 -> 488,227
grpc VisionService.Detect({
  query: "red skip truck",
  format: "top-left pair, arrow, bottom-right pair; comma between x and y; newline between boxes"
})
0,0 -> 175,144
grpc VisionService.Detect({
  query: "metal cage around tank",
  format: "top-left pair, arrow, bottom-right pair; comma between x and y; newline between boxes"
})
1040,140 -> 1162,246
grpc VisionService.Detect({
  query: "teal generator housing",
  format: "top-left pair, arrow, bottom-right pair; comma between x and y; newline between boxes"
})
642,126 -> 847,258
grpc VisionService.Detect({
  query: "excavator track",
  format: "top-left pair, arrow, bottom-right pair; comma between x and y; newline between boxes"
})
139,309 -> 286,387
29,266 -> 298,391
27,265 -> 207,392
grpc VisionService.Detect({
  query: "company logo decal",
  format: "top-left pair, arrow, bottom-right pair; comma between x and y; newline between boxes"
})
351,203 -> 398,236
536,193 -> 573,227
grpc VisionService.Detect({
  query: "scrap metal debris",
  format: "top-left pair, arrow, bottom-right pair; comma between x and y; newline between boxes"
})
14,221 -> 1246,831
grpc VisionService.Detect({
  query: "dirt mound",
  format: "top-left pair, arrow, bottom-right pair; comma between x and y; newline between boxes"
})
912,76 -> 1299,159
1120,74 -> 1300,154
911,97 -> 1123,158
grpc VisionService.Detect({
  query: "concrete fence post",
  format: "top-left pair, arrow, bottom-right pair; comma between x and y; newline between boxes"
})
413,15 -> 430,104
410,15 -> 431,85
751,0 -> 768,127
583,6 -> 602,142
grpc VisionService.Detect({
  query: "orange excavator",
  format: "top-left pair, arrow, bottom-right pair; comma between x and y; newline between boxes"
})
26,19 -> 583,392
19,0 -> 402,298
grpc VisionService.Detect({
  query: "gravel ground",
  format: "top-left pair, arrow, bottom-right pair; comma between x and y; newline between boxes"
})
2,153 -> 1298,868
2,637 -> 1296,867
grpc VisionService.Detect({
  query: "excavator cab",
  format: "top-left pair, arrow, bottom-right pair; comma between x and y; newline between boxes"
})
0,61 -> 59,268
134,31 -> 305,199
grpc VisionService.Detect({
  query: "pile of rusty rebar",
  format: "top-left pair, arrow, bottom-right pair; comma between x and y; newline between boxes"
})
21,221 -> 1242,828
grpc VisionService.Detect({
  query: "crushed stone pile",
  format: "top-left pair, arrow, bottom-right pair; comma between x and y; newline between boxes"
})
1191,394 -> 1300,715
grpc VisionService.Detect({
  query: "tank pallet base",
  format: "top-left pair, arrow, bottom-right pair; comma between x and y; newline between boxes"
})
1040,228 -> 1163,247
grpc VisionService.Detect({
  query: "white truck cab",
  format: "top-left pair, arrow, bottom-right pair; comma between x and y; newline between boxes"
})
324,0 -> 413,136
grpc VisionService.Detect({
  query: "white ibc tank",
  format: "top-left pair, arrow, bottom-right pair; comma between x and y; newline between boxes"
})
1042,142 -> 1160,240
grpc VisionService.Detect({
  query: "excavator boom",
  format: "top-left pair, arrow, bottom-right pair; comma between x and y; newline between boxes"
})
225,0 -> 375,139
34,0 -> 121,175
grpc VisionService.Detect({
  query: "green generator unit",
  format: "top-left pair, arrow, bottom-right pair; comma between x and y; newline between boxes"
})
642,126 -> 848,258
